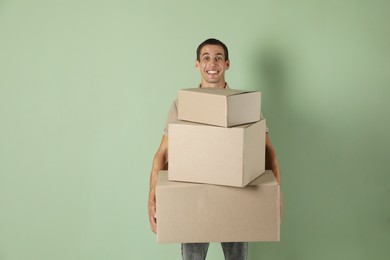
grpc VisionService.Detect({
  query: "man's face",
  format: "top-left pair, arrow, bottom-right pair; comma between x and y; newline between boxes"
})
195,44 -> 230,87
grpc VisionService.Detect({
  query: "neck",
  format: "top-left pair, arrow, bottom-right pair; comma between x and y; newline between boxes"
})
200,81 -> 226,89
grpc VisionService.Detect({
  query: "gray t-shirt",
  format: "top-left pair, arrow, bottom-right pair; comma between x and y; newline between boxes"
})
163,98 -> 179,136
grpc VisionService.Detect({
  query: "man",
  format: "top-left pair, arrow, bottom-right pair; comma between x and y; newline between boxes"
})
148,38 -> 281,260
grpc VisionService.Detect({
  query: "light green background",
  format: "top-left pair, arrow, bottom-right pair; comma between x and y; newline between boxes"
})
0,0 -> 389,259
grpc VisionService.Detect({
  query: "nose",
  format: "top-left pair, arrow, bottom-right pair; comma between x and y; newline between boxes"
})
210,57 -> 218,65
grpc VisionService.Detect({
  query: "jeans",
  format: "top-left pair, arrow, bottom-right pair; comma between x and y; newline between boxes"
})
181,242 -> 248,260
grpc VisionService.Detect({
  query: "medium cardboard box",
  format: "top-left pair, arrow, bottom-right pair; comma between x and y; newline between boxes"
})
156,170 -> 280,243
168,119 -> 266,187
178,88 -> 261,127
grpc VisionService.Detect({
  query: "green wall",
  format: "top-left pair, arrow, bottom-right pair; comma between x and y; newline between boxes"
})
0,0 -> 389,259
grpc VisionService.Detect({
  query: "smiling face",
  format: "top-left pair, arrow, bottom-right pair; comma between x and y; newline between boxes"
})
195,44 -> 230,88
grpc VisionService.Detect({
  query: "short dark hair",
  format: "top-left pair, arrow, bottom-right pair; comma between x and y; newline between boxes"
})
196,38 -> 229,61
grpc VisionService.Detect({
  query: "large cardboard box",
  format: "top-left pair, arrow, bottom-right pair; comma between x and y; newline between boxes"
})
168,119 -> 266,187
156,170 -> 280,243
178,88 -> 261,127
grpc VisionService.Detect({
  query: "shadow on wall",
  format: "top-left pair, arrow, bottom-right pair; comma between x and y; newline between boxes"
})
251,43 -> 291,120
250,44 -> 281,260
249,43 -> 286,140
249,43 -> 302,260
249,41 -> 341,260
257,46 -> 288,94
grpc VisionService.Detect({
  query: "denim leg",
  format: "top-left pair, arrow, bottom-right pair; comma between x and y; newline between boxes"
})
221,242 -> 248,260
181,243 -> 210,260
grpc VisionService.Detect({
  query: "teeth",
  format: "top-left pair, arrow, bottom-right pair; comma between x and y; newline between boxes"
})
207,71 -> 218,74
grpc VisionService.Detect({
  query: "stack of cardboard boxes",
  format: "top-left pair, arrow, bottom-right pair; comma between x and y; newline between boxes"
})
156,88 -> 280,243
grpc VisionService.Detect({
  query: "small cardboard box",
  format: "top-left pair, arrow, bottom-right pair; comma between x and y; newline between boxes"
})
178,88 -> 261,127
156,170 -> 280,243
168,119 -> 266,187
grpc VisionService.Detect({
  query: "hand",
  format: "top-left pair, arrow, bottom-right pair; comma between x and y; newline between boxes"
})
148,195 -> 157,233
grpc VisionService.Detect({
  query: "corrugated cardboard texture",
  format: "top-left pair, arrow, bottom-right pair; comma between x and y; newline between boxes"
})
178,88 -> 261,127
168,120 -> 266,187
156,170 -> 280,243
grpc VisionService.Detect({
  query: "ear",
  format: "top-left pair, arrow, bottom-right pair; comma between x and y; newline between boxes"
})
225,60 -> 230,70
195,60 -> 200,70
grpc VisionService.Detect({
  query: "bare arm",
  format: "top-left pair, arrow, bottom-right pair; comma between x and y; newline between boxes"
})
265,133 -> 282,218
148,135 -> 168,234
265,133 -> 280,184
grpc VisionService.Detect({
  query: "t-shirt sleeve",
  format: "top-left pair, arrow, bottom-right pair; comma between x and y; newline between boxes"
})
163,99 -> 178,136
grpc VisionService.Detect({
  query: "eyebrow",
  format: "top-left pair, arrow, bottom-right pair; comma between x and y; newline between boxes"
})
201,52 -> 224,57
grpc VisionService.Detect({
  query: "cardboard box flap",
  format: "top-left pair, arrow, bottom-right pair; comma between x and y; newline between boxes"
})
157,172 -> 197,188
170,120 -> 254,129
249,170 -> 278,186
161,169 -> 276,187
180,88 -> 255,96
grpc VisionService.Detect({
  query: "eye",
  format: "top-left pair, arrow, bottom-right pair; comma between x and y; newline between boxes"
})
203,56 -> 210,62
216,56 -> 223,61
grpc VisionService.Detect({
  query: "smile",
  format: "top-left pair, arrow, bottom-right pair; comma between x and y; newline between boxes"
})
207,70 -> 218,75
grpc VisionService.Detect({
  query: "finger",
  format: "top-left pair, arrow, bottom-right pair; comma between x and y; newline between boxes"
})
149,216 -> 157,234
149,210 -> 157,231
152,218 -> 157,234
